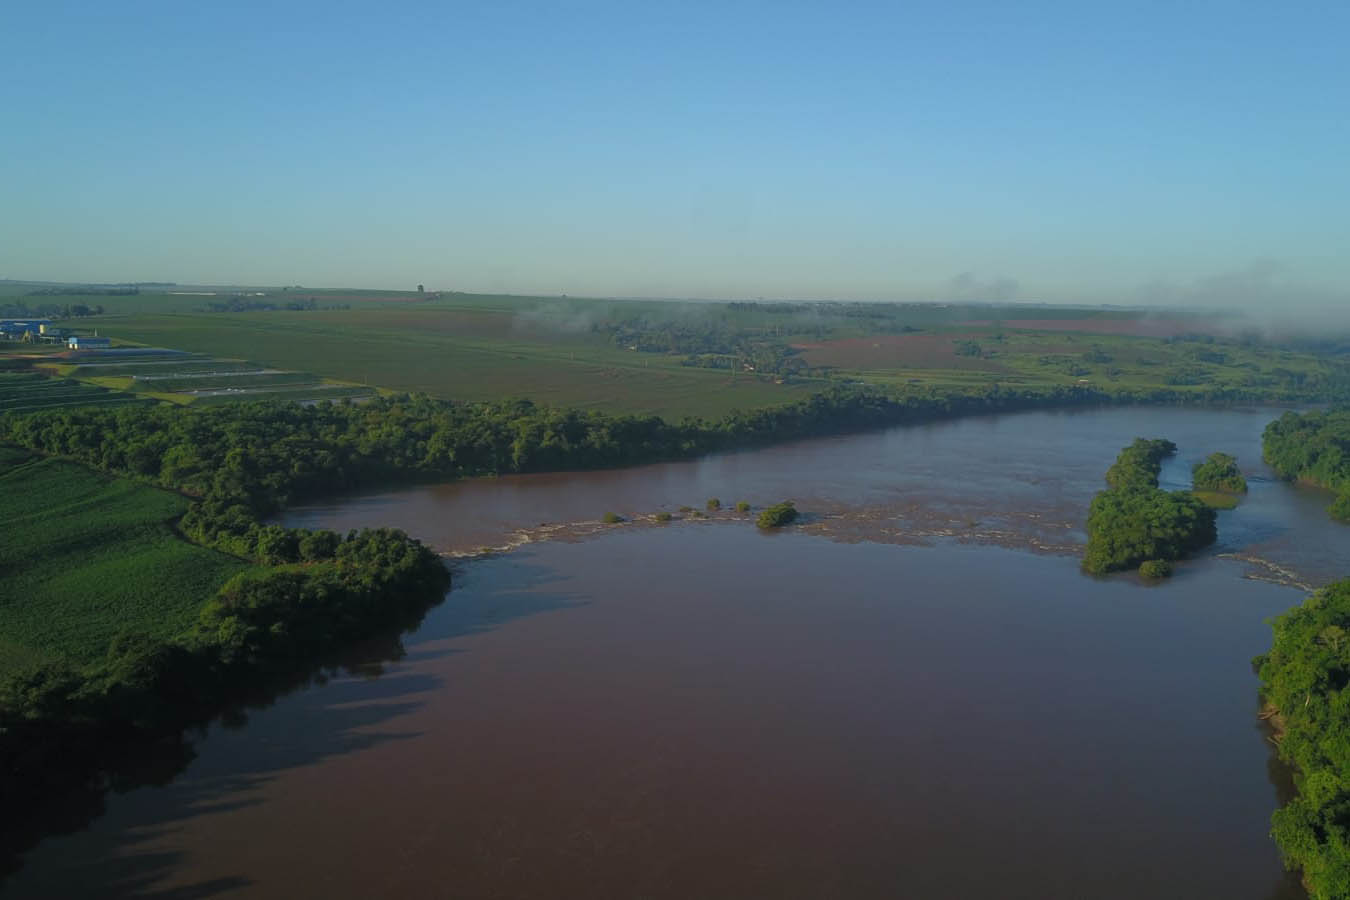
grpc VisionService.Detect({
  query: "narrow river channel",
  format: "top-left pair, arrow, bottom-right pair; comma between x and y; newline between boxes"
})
10,406 -> 1346,899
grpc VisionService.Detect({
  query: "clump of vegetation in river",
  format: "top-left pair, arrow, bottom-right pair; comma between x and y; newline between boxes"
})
736,501 -> 751,513
1138,559 -> 1173,579
602,512 -> 623,524
1192,490 -> 1241,510
757,501 -> 798,529
1264,410 -> 1350,523
706,497 -> 721,510
1256,578 -> 1350,899
1083,438 -> 1216,574
654,511 -> 672,522
1192,452 -> 1248,494
1104,438 -> 1177,490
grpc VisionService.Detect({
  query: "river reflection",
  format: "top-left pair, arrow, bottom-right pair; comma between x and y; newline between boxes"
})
7,407 -> 1340,899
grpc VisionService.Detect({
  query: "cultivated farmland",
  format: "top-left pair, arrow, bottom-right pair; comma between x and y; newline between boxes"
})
0,372 -> 151,413
0,451 -> 249,677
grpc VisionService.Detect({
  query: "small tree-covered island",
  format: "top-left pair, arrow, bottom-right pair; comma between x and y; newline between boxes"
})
1082,438 -> 1217,577
1191,451 -> 1249,509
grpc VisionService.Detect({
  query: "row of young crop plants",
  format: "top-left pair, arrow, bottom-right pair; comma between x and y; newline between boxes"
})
0,373 -> 153,413
57,351 -> 379,404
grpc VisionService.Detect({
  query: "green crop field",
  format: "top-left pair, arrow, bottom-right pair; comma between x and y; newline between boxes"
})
97,310 -> 825,418
0,451 -> 249,677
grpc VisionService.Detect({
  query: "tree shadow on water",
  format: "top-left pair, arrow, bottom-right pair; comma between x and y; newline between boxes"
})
2,557 -> 585,897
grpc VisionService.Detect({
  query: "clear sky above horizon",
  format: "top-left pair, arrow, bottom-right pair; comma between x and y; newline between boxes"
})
2,1 -> 1347,307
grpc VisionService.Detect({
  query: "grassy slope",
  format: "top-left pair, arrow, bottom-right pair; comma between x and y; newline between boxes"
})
0,449 -> 249,676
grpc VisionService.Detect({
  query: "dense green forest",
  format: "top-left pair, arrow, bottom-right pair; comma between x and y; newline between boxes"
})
1263,410 -> 1350,522
1256,579 -> 1350,899
1083,438 -> 1217,575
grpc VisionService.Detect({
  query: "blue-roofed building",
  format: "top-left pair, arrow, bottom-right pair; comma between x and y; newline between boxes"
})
67,335 -> 112,350
0,318 -> 52,338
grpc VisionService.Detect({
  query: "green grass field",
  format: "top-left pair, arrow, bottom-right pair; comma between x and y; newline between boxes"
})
0,451 -> 249,676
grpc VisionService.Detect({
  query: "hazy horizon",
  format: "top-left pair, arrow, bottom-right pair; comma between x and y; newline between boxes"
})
4,2 -> 1347,310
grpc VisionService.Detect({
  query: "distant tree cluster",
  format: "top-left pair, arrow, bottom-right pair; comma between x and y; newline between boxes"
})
26,286 -> 137,296
1083,438 -> 1216,575
1263,409 -> 1350,522
204,296 -> 350,313
602,317 -> 814,376
0,301 -> 104,318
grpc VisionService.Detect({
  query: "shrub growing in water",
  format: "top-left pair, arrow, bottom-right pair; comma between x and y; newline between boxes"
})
1192,452 -> 1247,493
654,511 -> 672,522
757,501 -> 798,528
1138,559 -> 1173,579
736,501 -> 751,513
706,498 -> 721,510
602,512 -> 622,524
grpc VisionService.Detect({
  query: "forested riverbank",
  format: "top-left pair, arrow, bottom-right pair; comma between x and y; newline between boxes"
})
1257,579 -> 1350,899
1264,410 -> 1350,522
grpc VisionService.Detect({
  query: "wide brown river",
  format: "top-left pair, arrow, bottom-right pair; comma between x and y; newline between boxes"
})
10,407 -> 1350,899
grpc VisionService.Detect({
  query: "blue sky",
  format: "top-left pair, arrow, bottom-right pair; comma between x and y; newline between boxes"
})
2,1 -> 1347,306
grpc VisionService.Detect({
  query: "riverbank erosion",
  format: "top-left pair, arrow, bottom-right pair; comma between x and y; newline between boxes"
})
1256,579 -> 1350,899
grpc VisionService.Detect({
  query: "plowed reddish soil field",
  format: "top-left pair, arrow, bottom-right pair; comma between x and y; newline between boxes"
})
792,334 -> 1011,371
965,317 -> 1209,337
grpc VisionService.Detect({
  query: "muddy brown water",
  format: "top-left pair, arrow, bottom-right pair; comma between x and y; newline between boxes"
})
9,406 -> 1346,899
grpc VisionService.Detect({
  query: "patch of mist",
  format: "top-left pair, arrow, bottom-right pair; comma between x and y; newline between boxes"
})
944,272 -> 1021,303
1134,260 -> 1350,339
